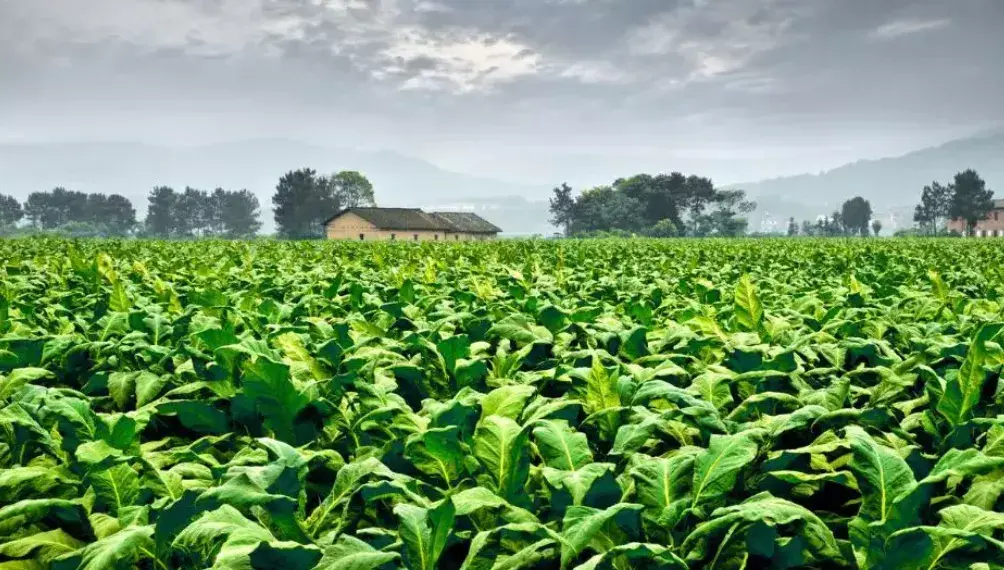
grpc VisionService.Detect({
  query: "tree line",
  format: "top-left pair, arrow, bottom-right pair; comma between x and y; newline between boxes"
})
786,196 -> 881,237
548,173 -> 756,237
0,168 -> 375,239
912,169 -> 993,236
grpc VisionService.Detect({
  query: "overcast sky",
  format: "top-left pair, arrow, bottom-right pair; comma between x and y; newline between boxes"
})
2,0 -> 1002,184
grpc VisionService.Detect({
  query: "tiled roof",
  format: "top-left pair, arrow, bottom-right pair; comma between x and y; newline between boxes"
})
324,208 -> 450,231
428,211 -> 502,234
325,207 -> 502,233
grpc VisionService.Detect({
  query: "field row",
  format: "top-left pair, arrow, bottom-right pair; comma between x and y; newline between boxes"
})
1,238 -> 1004,569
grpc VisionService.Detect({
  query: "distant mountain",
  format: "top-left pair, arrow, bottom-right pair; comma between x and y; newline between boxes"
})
737,132 -> 1004,232
0,140 -> 543,233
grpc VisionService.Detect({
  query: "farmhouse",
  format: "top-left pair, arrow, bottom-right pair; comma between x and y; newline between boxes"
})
324,207 -> 502,241
947,198 -> 1004,236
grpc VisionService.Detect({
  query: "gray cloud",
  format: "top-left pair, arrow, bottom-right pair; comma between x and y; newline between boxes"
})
1,0 -> 1002,185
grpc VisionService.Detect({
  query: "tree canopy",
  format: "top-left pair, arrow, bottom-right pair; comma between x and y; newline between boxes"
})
272,169 -> 377,239
548,173 -> 755,237
947,169 -> 994,236
144,186 -> 261,238
22,187 -> 136,236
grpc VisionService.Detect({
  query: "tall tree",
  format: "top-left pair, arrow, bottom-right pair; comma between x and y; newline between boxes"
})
871,219 -> 882,237
913,181 -> 951,236
24,187 -> 88,229
948,169 -> 994,237
221,189 -> 262,238
78,193 -> 137,235
840,197 -> 872,236
0,193 -> 23,227
548,183 -> 575,236
693,189 -> 756,237
329,171 -> 375,208
175,187 -> 209,237
145,186 -> 178,238
787,217 -> 798,236
272,168 -> 338,239
683,175 -> 717,234
569,186 -> 645,234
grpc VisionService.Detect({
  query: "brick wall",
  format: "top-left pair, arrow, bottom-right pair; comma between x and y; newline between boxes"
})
325,212 -> 473,241
947,208 -> 1004,236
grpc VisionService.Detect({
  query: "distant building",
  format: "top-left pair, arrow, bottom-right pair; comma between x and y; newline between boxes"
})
947,198 -> 1004,236
324,207 -> 502,241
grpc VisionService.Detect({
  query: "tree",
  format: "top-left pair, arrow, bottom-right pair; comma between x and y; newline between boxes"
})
221,189 -> 262,238
24,187 -> 88,229
329,171 -> 375,208
272,168 -> 339,239
913,181 -> 951,236
548,183 -> 575,236
569,186 -> 645,234
145,186 -> 178,238
840,197 -> 872,236
948,169 -> 994,237
644,219 -> 681,237
787,217 -> 798,236
80,193 -> 136,236
174,187 -> 210,237
98,194 -> 136,236
0,193 -> 23,227
871,219 -> 882,237
694,189 -> 756,237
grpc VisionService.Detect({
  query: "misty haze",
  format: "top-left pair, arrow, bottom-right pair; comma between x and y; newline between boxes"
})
2,0 -> 1002,235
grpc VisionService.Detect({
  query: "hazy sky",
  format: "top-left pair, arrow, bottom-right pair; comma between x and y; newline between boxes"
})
2,0 -> 1002,184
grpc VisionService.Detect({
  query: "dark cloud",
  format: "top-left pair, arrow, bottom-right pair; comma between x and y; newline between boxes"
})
1,0 -> 1001,184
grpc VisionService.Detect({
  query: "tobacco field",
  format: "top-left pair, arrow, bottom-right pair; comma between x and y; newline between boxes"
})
2,237 -> 1004,570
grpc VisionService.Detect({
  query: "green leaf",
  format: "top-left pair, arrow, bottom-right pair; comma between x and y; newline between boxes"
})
681,493 -> 841,566
480,385 -> 536,421
630,452 -> 696,512
306,458 -> 397,537
938,323 -> 1004,426
573,542 -> 688,570
405,426 -> 466,485
51,525 -> 156,570
314,535 -> 399,570
0,368 -> 53,401
845,426 -> 917,523
691,432 -> 760,508
0,529 -> 85,563
87,463 -> 141,515
733,274 -> 764,332
532,420 -> 592,471
395,499 -> 455,570
474,415 -> 531,503
559,503 -> 643,568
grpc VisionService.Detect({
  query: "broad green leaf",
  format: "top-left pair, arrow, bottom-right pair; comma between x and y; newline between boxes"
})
733,274 -> 764,332
51,525 -> 156,570
845,426 -> 917,523
559,503 -> 643,568
0,529 -> 85,563
314,535 -> 399,570
474,415 -> 531,503
532,420 -> 592,471
691,432 -> 760,508
395,499 -> 455,570
405,426 -> 466,485
938,323 -> 1004,426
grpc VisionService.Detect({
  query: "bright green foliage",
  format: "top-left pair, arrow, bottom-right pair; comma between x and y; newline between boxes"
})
3,237 -> 1004,569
